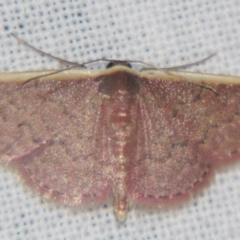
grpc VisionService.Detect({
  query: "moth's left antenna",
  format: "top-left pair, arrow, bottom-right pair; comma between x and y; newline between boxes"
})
10,33 -> 85,67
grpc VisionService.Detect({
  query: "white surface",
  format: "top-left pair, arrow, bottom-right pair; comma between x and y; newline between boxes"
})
0,0 -> 240,239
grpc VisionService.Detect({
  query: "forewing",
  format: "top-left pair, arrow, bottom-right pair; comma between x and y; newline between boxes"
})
0,76 -> 111,205
128,77 -> 240,204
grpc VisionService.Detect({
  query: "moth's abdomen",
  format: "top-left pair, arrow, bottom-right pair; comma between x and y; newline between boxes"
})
100,71 -> 139,221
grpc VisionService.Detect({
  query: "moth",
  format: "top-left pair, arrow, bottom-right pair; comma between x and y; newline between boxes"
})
1,36 -> 240,222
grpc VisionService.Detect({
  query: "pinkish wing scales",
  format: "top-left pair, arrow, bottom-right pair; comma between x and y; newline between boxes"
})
128,78 -> 240,204
0,77 -> 112,205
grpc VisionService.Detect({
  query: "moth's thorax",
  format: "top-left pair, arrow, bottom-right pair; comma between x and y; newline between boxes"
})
100,70 -> 139,221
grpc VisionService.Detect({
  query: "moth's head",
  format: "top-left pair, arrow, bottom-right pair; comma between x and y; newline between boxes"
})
106,60 -> 132,69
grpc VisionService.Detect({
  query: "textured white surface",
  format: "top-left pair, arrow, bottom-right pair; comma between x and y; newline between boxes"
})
0,0 -> 240,239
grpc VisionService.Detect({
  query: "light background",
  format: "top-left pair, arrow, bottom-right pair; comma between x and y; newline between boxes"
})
0,0 -> 240,239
